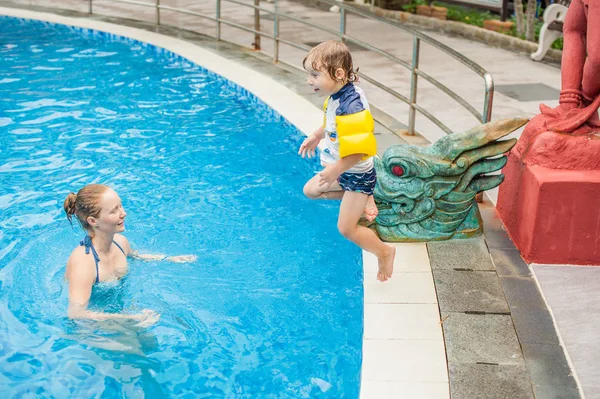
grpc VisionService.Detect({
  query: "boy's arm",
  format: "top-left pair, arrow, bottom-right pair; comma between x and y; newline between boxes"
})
312,126 -> 326,140
333,153 -> 364,174
299,126 -> 326,159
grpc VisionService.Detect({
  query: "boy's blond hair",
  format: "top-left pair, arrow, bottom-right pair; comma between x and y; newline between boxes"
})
303,40 -> 359,83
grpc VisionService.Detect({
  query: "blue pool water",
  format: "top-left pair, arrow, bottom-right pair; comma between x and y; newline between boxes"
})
0,17 -> 363,398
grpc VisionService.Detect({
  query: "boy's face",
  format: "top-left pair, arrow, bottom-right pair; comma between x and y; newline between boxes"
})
305,58 -> 345,97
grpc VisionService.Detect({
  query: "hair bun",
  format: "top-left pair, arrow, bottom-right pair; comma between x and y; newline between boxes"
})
63,192 -> 77,220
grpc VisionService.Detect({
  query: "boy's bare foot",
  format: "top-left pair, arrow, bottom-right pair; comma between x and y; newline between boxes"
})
377,244 -> 395,282
364,195 -> 379,222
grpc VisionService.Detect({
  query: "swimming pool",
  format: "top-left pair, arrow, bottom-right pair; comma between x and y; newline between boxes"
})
0,17 -> 363,398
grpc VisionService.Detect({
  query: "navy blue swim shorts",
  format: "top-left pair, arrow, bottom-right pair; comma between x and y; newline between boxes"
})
337,168 -> 377,195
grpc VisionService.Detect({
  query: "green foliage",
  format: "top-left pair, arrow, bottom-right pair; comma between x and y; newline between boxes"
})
438,2 -> 496,27
400,0 -> 428,13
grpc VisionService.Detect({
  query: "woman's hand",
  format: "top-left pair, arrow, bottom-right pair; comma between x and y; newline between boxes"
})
165,255 -> 197,263
134,309 -> 160,327
132,253 -> 166,261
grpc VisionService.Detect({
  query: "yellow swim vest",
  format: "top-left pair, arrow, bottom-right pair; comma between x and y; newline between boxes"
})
323,97 -> 377,161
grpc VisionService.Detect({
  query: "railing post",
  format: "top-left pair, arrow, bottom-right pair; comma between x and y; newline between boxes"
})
254,0 -> 261,50
88,0 -> 92,15
408,35 -> 420,135
340,7 -> 346,42
273,0 -> 279,63
156,0 -> 160,26
483,72 -> 494,123
216,0 -> 221,41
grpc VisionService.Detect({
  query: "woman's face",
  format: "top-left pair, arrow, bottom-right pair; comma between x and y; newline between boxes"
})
90,189 -> 127,234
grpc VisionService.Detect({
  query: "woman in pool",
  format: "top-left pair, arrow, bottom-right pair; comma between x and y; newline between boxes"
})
63,184 -> 196,326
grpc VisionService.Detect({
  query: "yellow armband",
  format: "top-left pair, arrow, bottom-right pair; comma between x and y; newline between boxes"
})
336,109 -> 377,160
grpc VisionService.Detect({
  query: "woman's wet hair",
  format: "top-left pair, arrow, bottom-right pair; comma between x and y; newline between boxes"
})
63,184 -> 110,231
303,40 -> 359,83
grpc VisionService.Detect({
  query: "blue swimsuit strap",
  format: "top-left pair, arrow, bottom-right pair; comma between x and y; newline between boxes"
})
80,236 -> 126,284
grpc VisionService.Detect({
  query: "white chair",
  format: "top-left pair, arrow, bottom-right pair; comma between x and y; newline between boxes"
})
531,3 -> 568,61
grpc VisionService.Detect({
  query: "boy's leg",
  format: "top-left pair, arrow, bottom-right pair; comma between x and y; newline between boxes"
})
338,191 -> 395,281
303,173 -> 344,200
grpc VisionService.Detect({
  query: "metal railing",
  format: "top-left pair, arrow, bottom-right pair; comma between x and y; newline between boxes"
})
81,0 -> 494,135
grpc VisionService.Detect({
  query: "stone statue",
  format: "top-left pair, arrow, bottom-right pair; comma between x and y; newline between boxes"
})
497,0 -> 600,264
372,118 -> 527,242
540,0 -> 600,132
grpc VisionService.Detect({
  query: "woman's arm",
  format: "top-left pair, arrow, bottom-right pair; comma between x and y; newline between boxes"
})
68,305 -> 159,327
66,253 -> 159,326
130,252 -> 197,263
114,234 -> 197,263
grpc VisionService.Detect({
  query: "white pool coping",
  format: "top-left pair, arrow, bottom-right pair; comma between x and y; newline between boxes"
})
0,7 -> 449,397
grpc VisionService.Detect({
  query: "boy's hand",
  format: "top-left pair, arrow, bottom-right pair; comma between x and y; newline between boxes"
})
298,134 -> 320,158
318,164 -> 341,187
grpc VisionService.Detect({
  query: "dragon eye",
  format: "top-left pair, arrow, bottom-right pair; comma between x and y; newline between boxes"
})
391,165 -> 405,176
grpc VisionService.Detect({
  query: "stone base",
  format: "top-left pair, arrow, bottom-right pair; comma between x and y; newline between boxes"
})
498,155 -> 600,265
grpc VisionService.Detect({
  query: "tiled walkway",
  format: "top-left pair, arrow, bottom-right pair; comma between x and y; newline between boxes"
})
362,244 -> 448,398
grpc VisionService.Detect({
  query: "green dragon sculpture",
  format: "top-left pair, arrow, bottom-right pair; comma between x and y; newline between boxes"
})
373,118 -> 528,242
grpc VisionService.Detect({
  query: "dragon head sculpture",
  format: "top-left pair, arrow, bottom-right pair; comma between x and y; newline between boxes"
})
373,118 -> 528,241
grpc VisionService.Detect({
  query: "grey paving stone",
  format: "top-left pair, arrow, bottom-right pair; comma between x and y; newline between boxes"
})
510,307 -> 559,345
427,236 -> 495,271
582,386 -> 600,399
566,343 -> 600,391
434,270 -> 509,313
531,384 -> 582,399
500,276 -> 547,310
442,312 -> 523,365
484,226 -> 517,250
532,265 -> 600,347
496,83 -> 560,102
548,314 -> 599,348
448,363 -> 534,399
521,343 -> 580,396
490,248 -> 531,277
533,265 -> 600,313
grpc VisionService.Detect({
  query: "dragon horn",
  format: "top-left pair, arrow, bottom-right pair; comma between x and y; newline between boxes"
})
431,118 -> 528,162
457,138 -> 517,166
